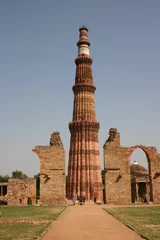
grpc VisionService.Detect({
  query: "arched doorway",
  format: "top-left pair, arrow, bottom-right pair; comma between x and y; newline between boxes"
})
126,145 -> 153,202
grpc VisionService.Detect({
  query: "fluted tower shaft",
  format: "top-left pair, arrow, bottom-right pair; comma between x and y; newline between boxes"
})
67,27 -> 103,201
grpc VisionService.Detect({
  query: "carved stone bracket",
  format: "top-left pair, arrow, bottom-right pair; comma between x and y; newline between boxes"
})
69,121 -> 100,133
72,84 -> 96,94
75,55 -> 93,65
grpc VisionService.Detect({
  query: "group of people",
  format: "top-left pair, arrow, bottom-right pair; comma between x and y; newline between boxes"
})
72,195 -> 101,205
72,195 -> 86,205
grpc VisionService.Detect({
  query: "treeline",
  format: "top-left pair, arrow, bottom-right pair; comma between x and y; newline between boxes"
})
0,170 -> 29,182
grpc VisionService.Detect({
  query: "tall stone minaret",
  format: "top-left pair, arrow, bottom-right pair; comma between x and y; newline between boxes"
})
67,26 -> 103,201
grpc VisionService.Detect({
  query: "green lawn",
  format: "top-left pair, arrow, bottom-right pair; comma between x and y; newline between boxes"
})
0,223 -> 50,240
105,206 -> 160,240
0,206 -> 66,240
0,206 -> 65,221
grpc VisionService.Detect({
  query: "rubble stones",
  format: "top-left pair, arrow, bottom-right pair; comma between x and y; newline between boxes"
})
50,132 -> 64,148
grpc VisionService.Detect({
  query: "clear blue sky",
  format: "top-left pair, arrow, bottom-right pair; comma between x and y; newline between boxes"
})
1,0 -> 160,177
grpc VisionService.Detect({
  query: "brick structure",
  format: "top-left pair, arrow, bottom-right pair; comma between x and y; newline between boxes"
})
67,27 -> 103,201
103,128 -> 160,204
130,161 -> 150,203
32,132 -> 66,205
0,178 -> 36,206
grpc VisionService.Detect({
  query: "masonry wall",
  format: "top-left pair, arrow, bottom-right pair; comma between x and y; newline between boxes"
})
32,132 -> 66,205
103,129 -> 131,204
7,178 -> 36,206
104,128 -> 160,204
151,151 -> 160,202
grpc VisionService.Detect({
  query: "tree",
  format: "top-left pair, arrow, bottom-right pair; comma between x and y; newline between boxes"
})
0,175 -> 10,182
12,170 -> 23,179
12,170 -> 28,179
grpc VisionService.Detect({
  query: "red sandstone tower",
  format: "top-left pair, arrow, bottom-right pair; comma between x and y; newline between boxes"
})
67,26 -> 103,201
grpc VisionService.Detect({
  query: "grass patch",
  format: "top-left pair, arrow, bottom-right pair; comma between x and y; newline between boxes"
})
0,206 -> 66,240
0,222 -> 50,240
0,206 -> 66,221
104,206 -> 160,240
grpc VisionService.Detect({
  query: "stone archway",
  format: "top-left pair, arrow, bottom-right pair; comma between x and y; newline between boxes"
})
126,145 -> 153,202
103,128 -> 160,204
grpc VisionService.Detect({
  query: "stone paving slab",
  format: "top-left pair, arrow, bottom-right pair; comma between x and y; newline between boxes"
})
43,204 -> 143,240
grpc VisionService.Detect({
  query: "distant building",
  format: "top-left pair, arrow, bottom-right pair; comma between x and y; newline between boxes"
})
130,161 -> 149,203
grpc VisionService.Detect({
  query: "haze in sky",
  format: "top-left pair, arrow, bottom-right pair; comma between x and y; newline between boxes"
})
0,0 -> 160,177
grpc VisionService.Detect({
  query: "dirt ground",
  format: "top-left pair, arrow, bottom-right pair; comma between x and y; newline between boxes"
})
43,203 -> 143,240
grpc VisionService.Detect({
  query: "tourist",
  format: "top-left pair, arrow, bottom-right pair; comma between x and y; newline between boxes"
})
79,197 -> 83,205
75,194 -> 77,201
82,196 -> 86,203
72,197 -> 75,205
27,197 -> 32,205
94,196 -> 96,203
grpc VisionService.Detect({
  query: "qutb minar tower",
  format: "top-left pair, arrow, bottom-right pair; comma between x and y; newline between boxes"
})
67,26 -> 103,201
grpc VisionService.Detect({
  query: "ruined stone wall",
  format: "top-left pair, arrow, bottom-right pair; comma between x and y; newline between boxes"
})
103,128 -> 131,204
151,151 -> 160,202
6,178 -> 36,206
126,145 -> 160,203
32,132 -> 66,205
104,128 -> 160,204
27,178 -> 37,205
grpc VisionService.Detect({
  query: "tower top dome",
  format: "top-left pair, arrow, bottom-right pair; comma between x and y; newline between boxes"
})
77,25 -> 90,53
79,25 -> 88,32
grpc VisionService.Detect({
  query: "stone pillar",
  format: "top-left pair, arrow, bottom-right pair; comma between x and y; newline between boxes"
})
32,132 -> 67,206
135,182 -> 138,202
146,181 -> 150,201
103,129 -> 131,204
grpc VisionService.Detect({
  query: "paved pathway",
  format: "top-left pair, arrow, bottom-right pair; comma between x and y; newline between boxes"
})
43,204 -> 143,240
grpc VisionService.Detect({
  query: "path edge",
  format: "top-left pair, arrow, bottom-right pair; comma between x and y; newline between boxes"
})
103,208 -> 150,240
36,206 -> 68,240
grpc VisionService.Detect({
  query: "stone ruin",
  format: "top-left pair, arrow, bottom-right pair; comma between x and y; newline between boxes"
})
0,132 -> 66,206
50,132 -> 64,147
1,128 -> 159,206
0,178 -> 36,206
103,128 -> 160,204
1,128 -> 160,206
32,132 -> 67,206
